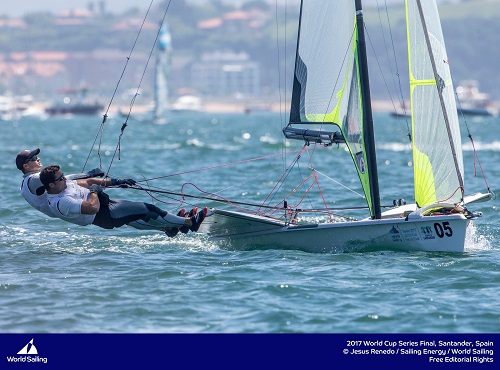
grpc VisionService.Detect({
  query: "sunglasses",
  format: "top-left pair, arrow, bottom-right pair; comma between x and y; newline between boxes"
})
54,173 -> 66,182
24,155 -> 38,164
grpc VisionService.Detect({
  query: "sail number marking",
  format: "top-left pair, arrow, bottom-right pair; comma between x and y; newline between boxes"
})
434,221 -> 453,238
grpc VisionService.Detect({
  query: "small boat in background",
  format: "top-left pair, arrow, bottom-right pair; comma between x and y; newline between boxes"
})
455,80 -> 498,117
392,80 -> 498,118
45,86 -> 104,116
170,95 -> 203,113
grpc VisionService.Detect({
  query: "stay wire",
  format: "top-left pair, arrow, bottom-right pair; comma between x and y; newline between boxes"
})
132,147 -> 314,183
82,0 -> 156,173
274,0 -> 289,180
274,0 -> 284,130
106,0 -> 173,179
456,97 -> 494,198
128,183 -> 395,213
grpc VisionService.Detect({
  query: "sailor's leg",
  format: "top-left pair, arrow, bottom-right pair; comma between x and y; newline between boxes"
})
108,199 -> 185,230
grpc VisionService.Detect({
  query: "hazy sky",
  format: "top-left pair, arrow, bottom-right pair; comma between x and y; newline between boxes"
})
0,0 -> 411,17
0,0 -> 468,17
0,0 -> 148,17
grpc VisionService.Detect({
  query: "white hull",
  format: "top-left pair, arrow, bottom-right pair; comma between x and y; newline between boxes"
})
201,209 -> 469,253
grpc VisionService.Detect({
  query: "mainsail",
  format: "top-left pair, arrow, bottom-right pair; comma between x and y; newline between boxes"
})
406,0 -> 464,207
284,0 -> 378,216
154,22 -> 173,122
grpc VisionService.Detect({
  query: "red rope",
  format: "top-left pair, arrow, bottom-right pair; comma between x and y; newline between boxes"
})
468,134 -> 491,192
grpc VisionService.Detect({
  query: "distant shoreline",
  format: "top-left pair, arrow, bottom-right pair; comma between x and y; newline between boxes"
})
23,98 -> 498,117
29,100 -> 399,116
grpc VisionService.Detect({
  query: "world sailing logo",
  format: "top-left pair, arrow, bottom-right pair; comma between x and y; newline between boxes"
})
17,338 -> 38,354
6,338 -> 48,364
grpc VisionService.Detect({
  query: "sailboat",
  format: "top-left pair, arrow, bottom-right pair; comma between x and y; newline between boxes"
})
200,0 -> 493,253
153,21 -> 172,124
119,21 -> 172,124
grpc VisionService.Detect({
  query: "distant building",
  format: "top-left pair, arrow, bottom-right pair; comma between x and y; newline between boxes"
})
0,50 -> 151,98
198,9 -> 270,33
191,51 -> 260,98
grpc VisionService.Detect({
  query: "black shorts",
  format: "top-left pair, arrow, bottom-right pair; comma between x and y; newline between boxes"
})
92,193 -> 168,229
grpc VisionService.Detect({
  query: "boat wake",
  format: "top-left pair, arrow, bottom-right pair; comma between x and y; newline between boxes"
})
465,222 -> 492,252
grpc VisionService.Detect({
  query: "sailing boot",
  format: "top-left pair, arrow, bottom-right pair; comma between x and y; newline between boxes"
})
165,209 -> 185,238
189,207 -> 208,233
179,207 -> 198,234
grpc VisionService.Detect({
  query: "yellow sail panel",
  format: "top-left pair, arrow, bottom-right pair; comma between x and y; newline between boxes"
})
409,79 -> 438,207
413,147 -> 437,206
304,81 -> 345,123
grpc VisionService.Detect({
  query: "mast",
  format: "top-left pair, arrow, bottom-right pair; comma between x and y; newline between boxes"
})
355,0 -> 381,219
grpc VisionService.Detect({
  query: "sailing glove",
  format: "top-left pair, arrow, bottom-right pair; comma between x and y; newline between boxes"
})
111,178 -> 136,187
89,184 -> 103,195
87,168 -> 105,177
65,168 -> 105,180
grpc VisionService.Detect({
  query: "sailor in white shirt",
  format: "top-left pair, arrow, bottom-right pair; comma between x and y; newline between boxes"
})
17,148 -> 55,218
39,164 -> 208,236
17,148 -> 105,218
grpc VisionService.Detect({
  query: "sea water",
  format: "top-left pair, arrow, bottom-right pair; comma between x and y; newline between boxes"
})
0,111 -> 499,333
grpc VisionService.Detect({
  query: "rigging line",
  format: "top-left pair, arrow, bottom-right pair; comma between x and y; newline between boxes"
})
267,166 -> 311,215
274,0 -> 286,174
265,144 -> 305,211
437,186 -> 464,204
129,183 -> 379,212
377,0 -> 411,138
364,23 -> 411,151
274,0 -> 284,129
284,0 -> 287,125
180,182 -> 267,215
133,147 -> 313,182
295,151 -> 318,213
312,167 -> 366,199
383,0 -> 412,139
258,146 -> 307,212
294,145 -> 331,215
81,0 -> 155,173
140,164 -> 284,208
467,133 -> 493,194
268,173 -> 316,217
275,0 -> 289,176
313,171 -> 334,222
455,93 -> 493,195
106,0 -> 173,177
259,159 -> 299,213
